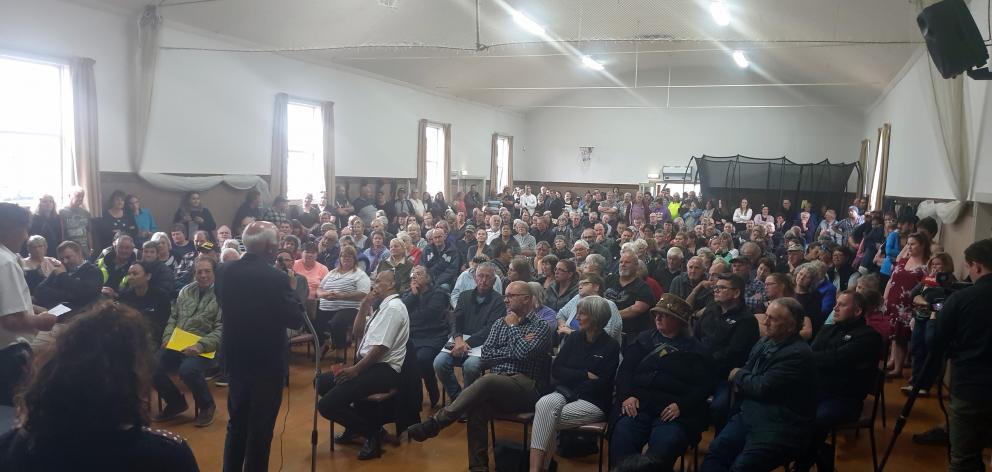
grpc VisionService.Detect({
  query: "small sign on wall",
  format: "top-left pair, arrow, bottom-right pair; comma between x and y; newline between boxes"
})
579,146 -> 594,167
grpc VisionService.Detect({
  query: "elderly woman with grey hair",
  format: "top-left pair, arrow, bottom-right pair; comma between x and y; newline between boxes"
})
514,219 -> 537,257
528,295 -> 620,472
527,281 -> 558,329
22,235 -> 61,293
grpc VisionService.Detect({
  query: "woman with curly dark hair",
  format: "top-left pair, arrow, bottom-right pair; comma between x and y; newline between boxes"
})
0,302 -> 199,471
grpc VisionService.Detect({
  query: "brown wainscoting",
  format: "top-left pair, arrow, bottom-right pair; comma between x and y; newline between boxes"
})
99,172 -> 270,234
512,180 -> 639,197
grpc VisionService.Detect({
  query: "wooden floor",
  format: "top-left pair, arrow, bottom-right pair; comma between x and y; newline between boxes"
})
157,346 -> 959,471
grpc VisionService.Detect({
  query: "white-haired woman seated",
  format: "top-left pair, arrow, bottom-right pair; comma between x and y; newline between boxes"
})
528,295 -> 620,472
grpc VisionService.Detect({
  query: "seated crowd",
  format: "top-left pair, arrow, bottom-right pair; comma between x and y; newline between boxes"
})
0,181 -> 982,472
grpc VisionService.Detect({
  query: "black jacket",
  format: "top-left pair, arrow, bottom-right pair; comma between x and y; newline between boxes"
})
692,302 -> 759,378
928,274 -> 992,402
552,331 -> 620,413
545,279 -> 579,313
451,288 -> 506,348
731,334 -> 816,442
615,331 -> 713,436
34,261 -> 103,310
401,285 -> 450,349
810,316 -> 883,400
216,253 -> 305,379
422,241 -> 461,289
145,260 -> 176,296
119,286 -> 174,342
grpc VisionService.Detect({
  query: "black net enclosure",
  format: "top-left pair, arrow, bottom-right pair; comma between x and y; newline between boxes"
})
688,155 -> 861,215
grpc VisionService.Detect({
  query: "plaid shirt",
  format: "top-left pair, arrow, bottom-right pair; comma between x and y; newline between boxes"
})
744,277 -> 767,312
482,311 -> 553,392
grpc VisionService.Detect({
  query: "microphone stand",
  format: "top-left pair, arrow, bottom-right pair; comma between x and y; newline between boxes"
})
299,308 -> 321,472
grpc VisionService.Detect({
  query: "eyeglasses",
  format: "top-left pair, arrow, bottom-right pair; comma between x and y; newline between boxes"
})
712,285 -> 734,292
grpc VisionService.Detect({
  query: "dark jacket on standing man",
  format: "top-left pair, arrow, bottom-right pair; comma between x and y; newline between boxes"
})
216,253 -> 305,379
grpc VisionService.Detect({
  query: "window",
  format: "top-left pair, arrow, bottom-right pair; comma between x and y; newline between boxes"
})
424,123 -> 446,196
0,55 -> 74,207
495,135 -> 510,192
286,101 -> 324,201
869,124 -> 890,211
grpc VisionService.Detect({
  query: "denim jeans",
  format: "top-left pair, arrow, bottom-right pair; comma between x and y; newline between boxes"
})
432,351 -> 483,400
609,413 -> 691,470
795,395 -> 863,471
701,414 -> 800,472
415,345 -> 442,404
910,317 -> 934,389
153,349 -> 216,408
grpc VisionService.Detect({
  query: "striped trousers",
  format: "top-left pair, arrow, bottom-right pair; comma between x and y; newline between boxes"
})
530,392 -> 605,468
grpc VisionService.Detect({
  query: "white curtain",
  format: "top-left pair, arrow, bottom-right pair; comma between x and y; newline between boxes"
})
133,5 -> 161,174
131,4 -> 270,201
916,0 -> 976,223
322,101 -> 336,202
270,93 -> 289,198
69,58 -> 103,214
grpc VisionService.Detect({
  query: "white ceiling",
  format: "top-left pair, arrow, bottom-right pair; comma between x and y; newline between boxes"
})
77,0 -> 925,111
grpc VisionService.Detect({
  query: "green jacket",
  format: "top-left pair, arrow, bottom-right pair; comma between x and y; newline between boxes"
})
162,282 -> 223,353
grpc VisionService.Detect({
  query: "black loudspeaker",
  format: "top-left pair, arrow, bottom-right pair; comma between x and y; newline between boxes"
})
917,0 -> 989,79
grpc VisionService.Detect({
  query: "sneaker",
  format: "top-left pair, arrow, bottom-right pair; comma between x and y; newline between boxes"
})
214,375 -> 229,387
913,426 -> 949,446
194,403 -> 216,428
153,400 -> 189,422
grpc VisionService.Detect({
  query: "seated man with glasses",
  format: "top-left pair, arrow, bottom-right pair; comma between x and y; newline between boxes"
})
692,274 -> 759,430
408,281 -> 553,472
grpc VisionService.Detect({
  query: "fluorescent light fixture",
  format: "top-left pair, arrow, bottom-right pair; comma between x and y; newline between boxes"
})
461,170 -> 468,175
581,55 -> 605,71
512,10 -> 545,36
709,1 -> 731,26
647,173 -> 660,180
732,50 -> 749,68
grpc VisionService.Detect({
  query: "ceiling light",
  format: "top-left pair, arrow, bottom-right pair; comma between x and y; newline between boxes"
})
647,173 -> 660,180
732,50 -> 749,68
512,10 -> 546,36
581,55 -> 605,71
709,1 -> 731,26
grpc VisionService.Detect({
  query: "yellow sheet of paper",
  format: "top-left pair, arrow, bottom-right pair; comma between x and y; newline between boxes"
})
165,327 -> 216,359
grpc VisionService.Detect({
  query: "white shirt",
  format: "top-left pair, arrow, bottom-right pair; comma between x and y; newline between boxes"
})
0,244 -> 35,346
520,193 -> 537,215
358,294 -> 409,373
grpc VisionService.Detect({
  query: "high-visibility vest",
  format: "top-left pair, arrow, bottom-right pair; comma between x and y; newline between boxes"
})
96,256 -> 129,291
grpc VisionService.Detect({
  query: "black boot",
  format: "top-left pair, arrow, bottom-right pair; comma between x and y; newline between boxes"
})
406,417 -> 441,442
357,430 -> 383,460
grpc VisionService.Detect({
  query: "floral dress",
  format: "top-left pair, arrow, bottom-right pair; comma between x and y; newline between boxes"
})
883,257 -> 926,343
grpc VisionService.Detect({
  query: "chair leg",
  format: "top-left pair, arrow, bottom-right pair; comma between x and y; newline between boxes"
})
879,386 -> 887,428
490,420 -> 496,448
523,423 -> 529,446
329,421 -> 334,452
597,434 -> 605,472
869,426 -> 879,472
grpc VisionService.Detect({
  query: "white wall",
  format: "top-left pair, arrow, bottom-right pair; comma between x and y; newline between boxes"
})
1,0 -> 525,181
146,28 -> 525,179
864,0 -> 992,202
520,106 -> 866,184
0,0 -> 133,172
